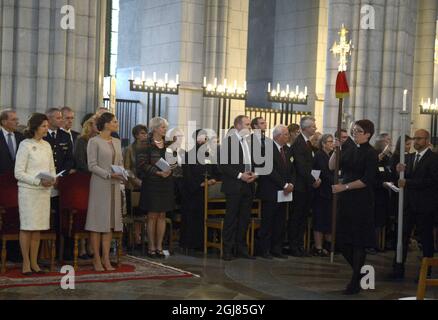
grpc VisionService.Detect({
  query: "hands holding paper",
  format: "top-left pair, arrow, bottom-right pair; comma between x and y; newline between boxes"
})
311,170 -> 321,188
283,183 -> 294,195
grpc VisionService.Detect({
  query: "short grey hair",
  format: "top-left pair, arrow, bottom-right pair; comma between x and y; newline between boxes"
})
300,116 -> 316,129
149,117 -> 169,133
319,134 -> 333,150
272,124 -> 288,138
46,107 -> 61,117
0,108 -> 16,123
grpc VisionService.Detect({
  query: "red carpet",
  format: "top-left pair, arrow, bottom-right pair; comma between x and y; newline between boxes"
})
0,255 -> 196,289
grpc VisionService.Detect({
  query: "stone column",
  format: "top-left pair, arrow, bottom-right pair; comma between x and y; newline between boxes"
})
0,0 -> 106,129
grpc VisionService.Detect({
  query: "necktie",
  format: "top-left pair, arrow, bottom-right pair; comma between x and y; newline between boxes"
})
413,153 -> 421,171
280,146 -> 287,166
7,133 -> 15,160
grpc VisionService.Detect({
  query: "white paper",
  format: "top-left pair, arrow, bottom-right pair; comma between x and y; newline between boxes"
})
311,170 -> 321,181
278,191 -> 293,203
384,182 -> 400,193
36,170 -> 65,181
111,165 -> 128,180
155,158 -> 171,172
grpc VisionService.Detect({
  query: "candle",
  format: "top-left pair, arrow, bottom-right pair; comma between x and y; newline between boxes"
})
153,72 -> 157,82
214,78 -> 218,88
224,78 -> 227,88
403,90 -> 407,112
244,81 -> 247,91
296,85 -> 299,95
286,85 -> 290,94
165,73 -> 169,84
234,80 -> 237,91
305,86 -> 308,96
141,71 -> 145,82
268,83 -> 271,93
131,70 -> 134,81
203,77 -> 207,87
277,83 -> 280,93
176,74 -> 179,85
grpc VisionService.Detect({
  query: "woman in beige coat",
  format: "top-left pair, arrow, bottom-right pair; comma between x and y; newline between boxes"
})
86,112 -> 124,272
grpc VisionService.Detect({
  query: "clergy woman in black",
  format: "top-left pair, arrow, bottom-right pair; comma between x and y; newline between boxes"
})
180,130 -> 221,252
330,119 -> 378,295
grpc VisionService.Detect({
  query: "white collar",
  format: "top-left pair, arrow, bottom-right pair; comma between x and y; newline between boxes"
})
235,131 -> 249,142
48,128 -> 57,135
1,127 -> 14,137
61,127 -> 71,134
273,140 -> 283,152
301,132 -> 310,142
416,148 -> 428,158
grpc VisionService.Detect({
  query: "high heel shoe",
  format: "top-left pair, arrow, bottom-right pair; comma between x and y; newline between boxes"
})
147,250 -> 157,259
156,250 -> 166,259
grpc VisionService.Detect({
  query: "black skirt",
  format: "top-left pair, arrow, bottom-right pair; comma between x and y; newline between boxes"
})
139,175 -> 175,213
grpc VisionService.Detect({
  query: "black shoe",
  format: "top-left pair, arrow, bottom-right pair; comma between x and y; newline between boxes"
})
365,248 -> 377,255
289,247 -> 307,257
147,250 -> 157,259
343,282 -> 361,295
155,250 -> 166,259
260,253 -> 273,260
312,248 -> 329,257
222,253 -> 234,261
237,251 -> 256,260
271,252 -> 288,259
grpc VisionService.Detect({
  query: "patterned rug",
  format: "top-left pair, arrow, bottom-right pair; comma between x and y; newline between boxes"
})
0,255 -> 198,289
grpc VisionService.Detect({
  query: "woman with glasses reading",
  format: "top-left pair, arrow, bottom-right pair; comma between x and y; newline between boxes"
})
329,120 -> 378,295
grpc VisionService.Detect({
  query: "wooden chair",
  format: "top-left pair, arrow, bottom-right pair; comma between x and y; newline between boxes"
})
416,258 -> 438,300
204,178 -> 260,257
58,172 -> 123,270
129,191 -> 174,256
0,173 -> 56,273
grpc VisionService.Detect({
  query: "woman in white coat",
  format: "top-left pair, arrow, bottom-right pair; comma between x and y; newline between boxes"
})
86,112 -> 124,272
15,113 -> 56,275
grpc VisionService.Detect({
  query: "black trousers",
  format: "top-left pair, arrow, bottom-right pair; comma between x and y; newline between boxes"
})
223,188 -> 254,254
258,201 -> 287,254
394,208 -> 435,269
288,190 -> 312,249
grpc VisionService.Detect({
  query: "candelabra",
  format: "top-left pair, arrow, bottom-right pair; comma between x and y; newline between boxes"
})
420,98 -> 438,147
129,72 -> 180,123
203,77 -> 248,132
267,83 -> 308,125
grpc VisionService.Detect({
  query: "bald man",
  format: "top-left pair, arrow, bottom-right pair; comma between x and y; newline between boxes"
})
389,129 -> 438,280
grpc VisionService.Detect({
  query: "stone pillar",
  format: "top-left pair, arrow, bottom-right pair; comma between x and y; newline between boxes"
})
117,0 -> 249,136
0,0 -> 106,130
412,0 -> 437,134
324,0 -> 419,141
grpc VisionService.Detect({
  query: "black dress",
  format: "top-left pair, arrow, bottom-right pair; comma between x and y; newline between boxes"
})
136,140 -> 175,213
337,142 -> 378,248
312,150 -> 334,233
179,146 -> 221,250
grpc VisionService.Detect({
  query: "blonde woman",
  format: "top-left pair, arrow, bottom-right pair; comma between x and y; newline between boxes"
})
74,116 -> 99,172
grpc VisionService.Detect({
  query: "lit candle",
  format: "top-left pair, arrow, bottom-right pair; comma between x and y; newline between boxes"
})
203,77 -> 207,87
165,73 -> 168,84
131,69 -> 134,80
268,83 -> 271,93
286,85 -> 290,94
403,90 -> 407,112
141,71 -> 145,82
234,80 -> 237,91
296,86 -> 299,95
214,78 -> 218,88
176,74 -> 179,85
153,72 -> 157,82
244,81 -> 247,91
277,83 -> 280,93
224,78 -> 227,88
305,86 -> 308,96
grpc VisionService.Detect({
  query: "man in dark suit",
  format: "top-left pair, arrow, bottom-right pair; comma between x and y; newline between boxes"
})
256,125 -> 296,259
60,106 -> 80,148
0,109 -> 25,262
288,116 -> 321,257
389,129 -> 438,280
219,115 -> 257,261
0,109 -> 24,175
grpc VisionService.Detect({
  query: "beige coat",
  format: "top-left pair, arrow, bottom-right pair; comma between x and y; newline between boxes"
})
85,136 -> 123,233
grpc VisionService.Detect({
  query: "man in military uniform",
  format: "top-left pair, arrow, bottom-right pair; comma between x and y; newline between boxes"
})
45,107 -> 75,260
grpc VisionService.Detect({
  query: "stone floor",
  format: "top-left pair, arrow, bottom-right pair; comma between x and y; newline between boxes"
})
0,248 -> 436,300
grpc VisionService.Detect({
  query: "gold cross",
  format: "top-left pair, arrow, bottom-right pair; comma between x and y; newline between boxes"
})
331,24 -> 353,72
